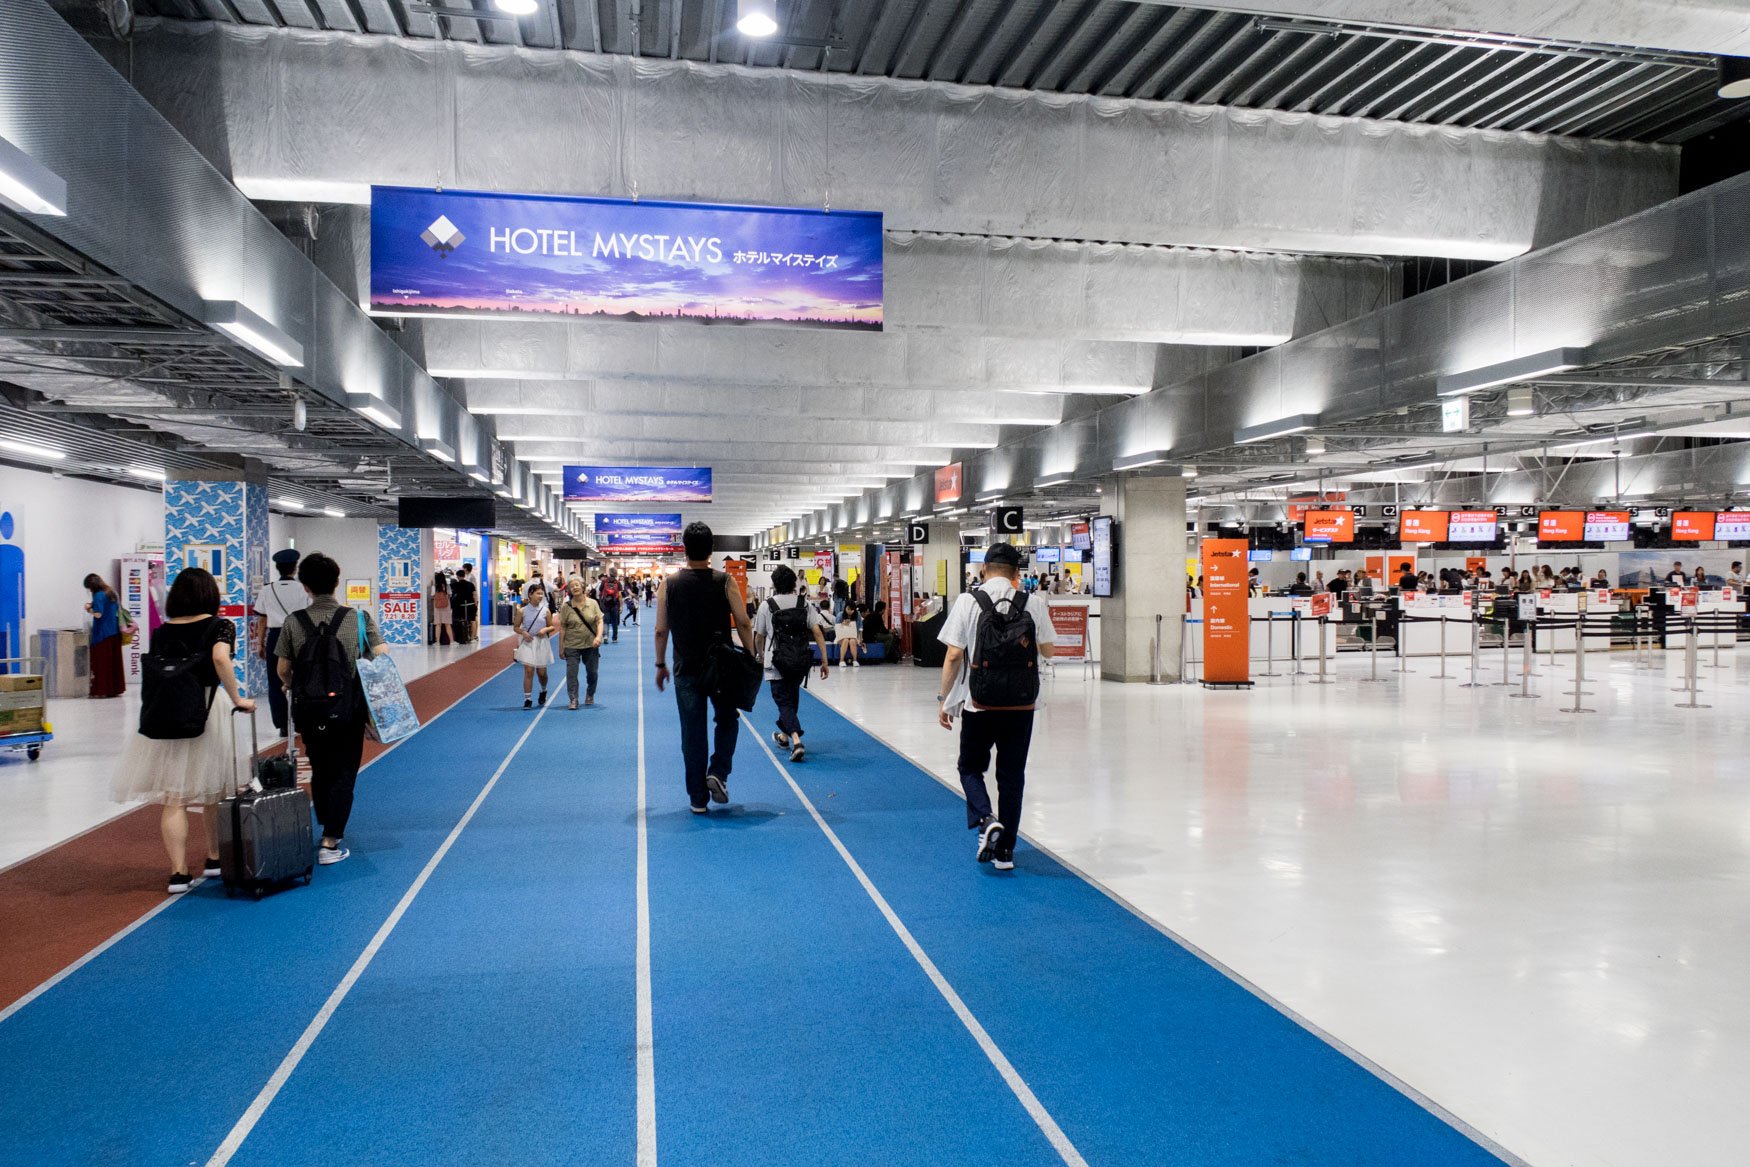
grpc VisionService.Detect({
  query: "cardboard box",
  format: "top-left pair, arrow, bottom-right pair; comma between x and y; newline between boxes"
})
0,706 -> 43,734
0,674 -> 43,693
35,629 -> 88,699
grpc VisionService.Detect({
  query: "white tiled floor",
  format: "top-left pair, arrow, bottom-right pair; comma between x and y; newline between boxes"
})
0,629 -> 512,873
809,648 -> 1750,1167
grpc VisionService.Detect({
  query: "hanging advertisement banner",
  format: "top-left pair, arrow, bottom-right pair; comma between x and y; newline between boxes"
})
564,466 -> 711,503
1201,538 -> 1251,686
369,186 -> 884,330
933,463 -> 964,506
1047,604 -> 1089,660
723,560 -> 749,628
596,513 -> 683,535
119,556 -> 156,683
600,532 -> 683,553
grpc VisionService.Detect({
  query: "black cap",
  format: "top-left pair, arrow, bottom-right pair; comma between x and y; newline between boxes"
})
985,542 -> 1023,567
271,549 -> 300,569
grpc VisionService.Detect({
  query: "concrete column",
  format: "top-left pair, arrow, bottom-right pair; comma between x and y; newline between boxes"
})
164,459 -> 269,697
376,523 -> 426,644
922,521 -> 963,602
1099,474 -> 1188,683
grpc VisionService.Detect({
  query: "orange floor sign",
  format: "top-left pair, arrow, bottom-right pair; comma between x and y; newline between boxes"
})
1047,604 -> 1089,660
1201,539 -> 1251,686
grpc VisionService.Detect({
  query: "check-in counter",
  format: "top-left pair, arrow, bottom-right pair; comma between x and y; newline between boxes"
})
1395,595 -> 1477,657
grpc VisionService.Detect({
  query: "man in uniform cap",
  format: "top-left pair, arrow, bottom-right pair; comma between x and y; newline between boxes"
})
252,549 -> 310,736
935,540 -> 1056,872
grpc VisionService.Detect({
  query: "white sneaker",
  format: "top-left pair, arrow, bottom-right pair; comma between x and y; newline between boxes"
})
851,659 -> 861,667
318,844 -> 350,866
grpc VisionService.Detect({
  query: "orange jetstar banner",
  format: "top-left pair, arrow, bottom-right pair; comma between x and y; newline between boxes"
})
1201,538 -> 1251,685
724,559 -> 749,628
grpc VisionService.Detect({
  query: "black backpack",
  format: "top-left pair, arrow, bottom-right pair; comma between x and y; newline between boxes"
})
768,596 -> 814,677
968,589 -> 1040,709
290,609 -> 361,728
138,617 -> 220,740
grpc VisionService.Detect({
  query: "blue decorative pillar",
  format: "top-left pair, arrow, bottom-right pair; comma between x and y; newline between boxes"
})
164,464 -> 270,696
376,523 -> 424,645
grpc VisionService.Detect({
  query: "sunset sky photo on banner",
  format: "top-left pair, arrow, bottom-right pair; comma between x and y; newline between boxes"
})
370,187 -> 884,329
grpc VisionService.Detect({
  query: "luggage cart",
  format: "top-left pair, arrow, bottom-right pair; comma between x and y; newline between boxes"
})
0,656 -> 52,762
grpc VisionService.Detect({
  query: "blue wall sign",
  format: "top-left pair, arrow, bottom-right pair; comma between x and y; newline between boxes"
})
565,466 -> 712,503
370,186 -> 883,331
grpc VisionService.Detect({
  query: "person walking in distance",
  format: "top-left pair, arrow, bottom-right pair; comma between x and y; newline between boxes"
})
936,542 -> 1055,872
514,581 -> 558,709
251,549 -> 307,737
654,522 -> 759,813
599,572 -> 623,644
429,572 -> 453,646
559,577 -> 605,709
451,564 -> 478,644
754,564 -> 830,762
275,552 -> 388,867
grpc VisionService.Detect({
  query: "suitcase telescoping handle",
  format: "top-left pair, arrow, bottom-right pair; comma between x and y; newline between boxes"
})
231,705 -> 257,797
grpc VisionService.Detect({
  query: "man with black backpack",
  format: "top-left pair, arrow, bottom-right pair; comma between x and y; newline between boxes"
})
937,542 -> 1056,872
599,572 -> 623,644
753,564 -> 831,762
274,552 -> 388,867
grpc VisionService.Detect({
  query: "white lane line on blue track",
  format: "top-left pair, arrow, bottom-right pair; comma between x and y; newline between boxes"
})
742,716 -> 1091,1167
204,691 -> 557,1167
635,632 -> 658,1167
0,657 -> 517,1030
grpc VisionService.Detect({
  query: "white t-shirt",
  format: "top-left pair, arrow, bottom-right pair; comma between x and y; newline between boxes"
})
252,577 -> 310,631
938,579 -> 1057,715
752,593 -> 832,679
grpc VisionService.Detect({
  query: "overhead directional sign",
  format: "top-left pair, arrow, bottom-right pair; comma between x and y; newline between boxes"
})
370,186 -> 884,330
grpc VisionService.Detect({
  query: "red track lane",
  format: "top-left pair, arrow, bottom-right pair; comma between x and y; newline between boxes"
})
0,638 -> 517,1012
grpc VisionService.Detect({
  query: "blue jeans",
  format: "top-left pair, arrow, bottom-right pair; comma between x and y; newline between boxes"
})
769,672 -> 804,738
674,673 -> 738,808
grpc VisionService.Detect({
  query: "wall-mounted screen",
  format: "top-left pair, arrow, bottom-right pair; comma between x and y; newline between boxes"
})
967,548 -> 987,564
1583,511 -> 1632,541
1091,515 -> 1115,597
1070,522 -> 1092,551
1673,511 -> 1717,540
1399,511 -> 1449,542
1302,510 -> 1355,544
1714,512 -> 1750,541
1538,511 -> 1585,541
397,497 -> 496,529
1248,550 -> 1274,562
1034,546 -> 1061,563
1289,547 -> 1312,562
1447,511 -> 1499,542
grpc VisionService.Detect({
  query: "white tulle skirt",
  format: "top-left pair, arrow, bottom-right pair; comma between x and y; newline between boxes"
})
111,692 -> 240,807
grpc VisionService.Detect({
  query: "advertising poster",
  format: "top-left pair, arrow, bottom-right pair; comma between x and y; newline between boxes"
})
1091,515 -> 1115,598
601,533 -> 683,554
1047,604 -> 1089,660
565,466 -> 711,503
724,560 -> 749,627
370,186 -> 884,330
933,463 -> 964,507
1201,538 -> 1251,685
596,513 -> 683,535
119,556 -> 155,683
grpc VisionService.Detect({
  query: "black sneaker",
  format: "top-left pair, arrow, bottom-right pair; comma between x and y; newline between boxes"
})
706,774 -> 729,804
202,856 -> 222,878
772,730 -> 790,749
523,697 -> 533,709
690,804 -> 709,815
167,872 -> 192,895
993,849 -> 1015,871
537,689 -> 548,706
790,740 -> 806,763
976,820 -> 1003,864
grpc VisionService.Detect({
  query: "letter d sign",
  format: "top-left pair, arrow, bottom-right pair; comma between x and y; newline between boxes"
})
907,521 -> 929,545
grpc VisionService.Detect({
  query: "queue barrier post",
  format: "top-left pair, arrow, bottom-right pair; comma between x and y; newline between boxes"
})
1392,610 -> 1414,674
1361,610 -> 1388,683
1310,616 -> 1333,685
1459,614 -> 1486,689
1258,613 -> 1282,679
1434,616 -> 1451,680
1291,611 -> 1304,677
1495,616 -> 1514,687
1677,618 -> 1710,709
1510,618 -> 1539,699
1181,616 -> 1200,685
1149,613 -> 1169,686
1707,611 -> 1726,670
1564,615 -> 1596,714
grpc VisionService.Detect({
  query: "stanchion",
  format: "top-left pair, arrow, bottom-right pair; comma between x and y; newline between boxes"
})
1564,616 -> 1596,714
1509,622 -> 1538,698
1180,616 -> 1200,685
1494,619 -> 1514,686
1392,612 -> 1415,674
1310,616 -> 1333,685
1705,612 -> 1726,669
1433,616 -> 1451,680
1676,619 -> 1709,708
1458,615 -> 1486,688
1149,614 -> 1170,686
1258,613 -> 1282,678
1361,611 -> 1388,683
1290,611 -> 1304,677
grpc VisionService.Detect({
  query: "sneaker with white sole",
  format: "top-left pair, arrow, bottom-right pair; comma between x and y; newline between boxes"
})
772,730 -> 790,749
690,804 -> 709,815
317,844 -> 350,866
202,856 -> 222,879
167,872 -> 192,895
976,819 -> 1003,864
790,740 -> 806,763
993,849 -> 1015,871
706,774 -> 729,804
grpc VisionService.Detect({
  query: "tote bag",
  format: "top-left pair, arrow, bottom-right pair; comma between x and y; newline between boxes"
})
355,616 -> 420,744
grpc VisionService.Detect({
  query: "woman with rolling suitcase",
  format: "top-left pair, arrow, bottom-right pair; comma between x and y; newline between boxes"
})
111,567 -> 256,895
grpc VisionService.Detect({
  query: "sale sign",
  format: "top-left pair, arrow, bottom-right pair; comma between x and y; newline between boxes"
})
380,593 -> 421,624
1201,539 -> 1251,686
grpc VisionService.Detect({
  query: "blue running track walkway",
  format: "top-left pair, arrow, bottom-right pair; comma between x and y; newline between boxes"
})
0,641 -> 1510,1167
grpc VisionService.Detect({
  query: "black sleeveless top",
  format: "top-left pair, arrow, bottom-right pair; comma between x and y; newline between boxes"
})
666,568 -> 730,676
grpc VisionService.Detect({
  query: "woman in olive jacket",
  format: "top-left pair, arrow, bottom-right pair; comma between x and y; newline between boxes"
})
560,578 -> 606,709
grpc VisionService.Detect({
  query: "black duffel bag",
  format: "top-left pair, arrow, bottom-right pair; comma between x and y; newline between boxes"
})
702,641 -> 764,712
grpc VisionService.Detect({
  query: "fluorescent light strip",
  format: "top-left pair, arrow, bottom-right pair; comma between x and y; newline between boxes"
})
273,497 -> 305,510
1435,348 -> 1586,398
1034,473 -> 1073,489
202,300 -> 305,368
323,507 -> 346,518
1234,414 -> 1319,445
1113,449 -> 1171,471
127,465 -> 167,482
0,437 -> 66,461
347,394 -> 403,431
0,134 -> 68,217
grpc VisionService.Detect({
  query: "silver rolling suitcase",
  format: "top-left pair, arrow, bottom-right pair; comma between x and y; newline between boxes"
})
217,707 -> 314,898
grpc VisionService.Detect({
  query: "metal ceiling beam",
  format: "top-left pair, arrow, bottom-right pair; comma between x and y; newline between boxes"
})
1085,5 -> 1178,96
920,0 -> 977,82
986,0 -> 1055,87
1022,0 -> 1096,90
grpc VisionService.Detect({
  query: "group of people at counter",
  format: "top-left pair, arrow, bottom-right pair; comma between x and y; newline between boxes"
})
1190,559 -> 1749,600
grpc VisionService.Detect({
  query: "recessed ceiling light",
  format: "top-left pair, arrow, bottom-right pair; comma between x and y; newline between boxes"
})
736,0 -> 778,36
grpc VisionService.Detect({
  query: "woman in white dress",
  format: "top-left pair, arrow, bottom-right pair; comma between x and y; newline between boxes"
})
515,581 -> 559,709
111,567 -> 256,894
